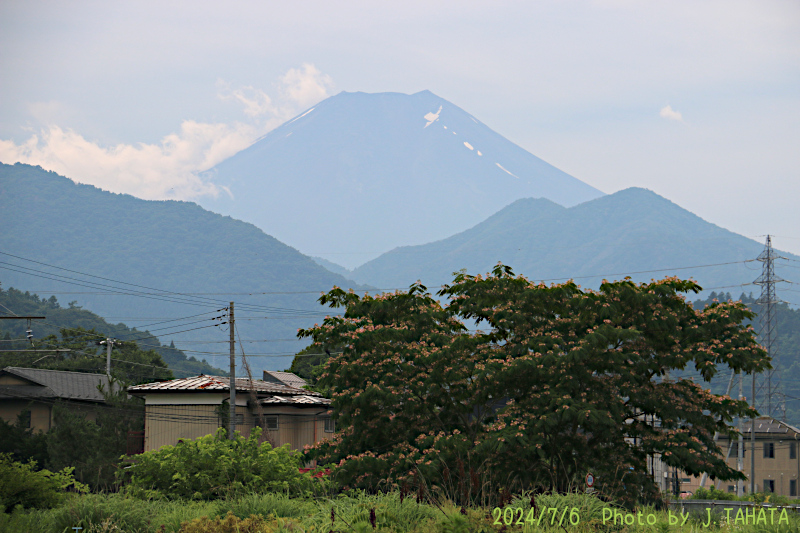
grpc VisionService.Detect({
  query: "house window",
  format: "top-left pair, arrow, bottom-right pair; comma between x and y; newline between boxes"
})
764,479 -> 775,493
19,409 -> 31,429
727,485 -> 735,493
324,418 -> 335,433
730,442 -> 746,456
791,442 -> 797,459
764,442 -> 775,458
791,480 -> 797,497
265,416 -> 278,431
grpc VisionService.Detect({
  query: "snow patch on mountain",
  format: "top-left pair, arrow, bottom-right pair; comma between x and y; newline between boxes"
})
496,163 -> 520,179
286,107 -> 316,126
424,106 -> 442,128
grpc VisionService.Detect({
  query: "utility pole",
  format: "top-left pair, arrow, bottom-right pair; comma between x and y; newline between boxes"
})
229,302 -> 236,440
738,372 -> 744,496
751,372 -> 756,494
97,338 -> 122,378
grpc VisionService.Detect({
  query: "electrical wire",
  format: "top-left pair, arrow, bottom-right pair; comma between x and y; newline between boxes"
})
0,253 -> 344,315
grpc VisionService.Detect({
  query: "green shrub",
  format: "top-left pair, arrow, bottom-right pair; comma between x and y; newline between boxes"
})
179,511 -> 299,533
0,506 -> 50,533
0,453 -> 87,512
216,492 -> 314,520
121,428 -> 330,500
692,486 -> 737,501
48,493 -> 153,533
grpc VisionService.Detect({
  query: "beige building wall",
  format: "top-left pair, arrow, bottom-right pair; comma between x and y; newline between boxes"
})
143,404 -> 243,451
716,436 -> 800,496
141,399 -> 333,453
256,409 -> 333,451
0,400 -> 52,432
0,375 -> 31,386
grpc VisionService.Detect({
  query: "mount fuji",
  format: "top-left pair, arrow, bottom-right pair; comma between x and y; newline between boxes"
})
199,90 -> 603,268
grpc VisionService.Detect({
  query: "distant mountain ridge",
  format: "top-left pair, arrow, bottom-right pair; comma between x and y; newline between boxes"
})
0,163 -> 368,373
199,90 -> 603,268
348,187 -> 799,293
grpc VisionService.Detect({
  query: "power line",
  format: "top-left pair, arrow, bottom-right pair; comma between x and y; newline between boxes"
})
0,253 -> 335,315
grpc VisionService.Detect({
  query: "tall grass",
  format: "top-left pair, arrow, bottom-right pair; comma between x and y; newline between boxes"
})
4,489 -> 800,532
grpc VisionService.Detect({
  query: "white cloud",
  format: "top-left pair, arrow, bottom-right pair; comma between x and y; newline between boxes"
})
659,104 -> 683,121
0,121 -> 257,200
218,83 -> 276,118
0,65 -> 334,201
279,63 -> 335,109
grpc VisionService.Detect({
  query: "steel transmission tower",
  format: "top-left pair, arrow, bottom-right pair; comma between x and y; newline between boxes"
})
753,235 -> 785,419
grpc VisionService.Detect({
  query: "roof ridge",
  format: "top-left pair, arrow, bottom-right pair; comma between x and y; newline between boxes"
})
3,366 -> 110,378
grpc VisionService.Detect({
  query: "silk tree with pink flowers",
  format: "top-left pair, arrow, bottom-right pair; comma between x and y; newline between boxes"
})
299,264 -> 769,506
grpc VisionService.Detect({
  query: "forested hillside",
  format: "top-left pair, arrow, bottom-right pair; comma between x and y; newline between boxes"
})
0,284 -> 225,381
0,163 -> 368,373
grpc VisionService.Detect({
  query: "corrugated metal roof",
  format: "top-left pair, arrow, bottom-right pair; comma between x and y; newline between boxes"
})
262,371 -> 308,388
258,394 -> 331,406
128,375 -> 320,396
1,367 -> 116,402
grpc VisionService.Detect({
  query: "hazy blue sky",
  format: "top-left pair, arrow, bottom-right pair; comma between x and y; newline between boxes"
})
1,0 -> 799,257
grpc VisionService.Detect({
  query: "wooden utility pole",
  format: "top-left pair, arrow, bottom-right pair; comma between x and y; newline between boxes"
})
229,302 -> 236,440
751,372 -> 756,494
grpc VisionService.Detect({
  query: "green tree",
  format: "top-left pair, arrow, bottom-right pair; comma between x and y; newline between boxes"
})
0,413 -> 49,466
46,378 -> 145,491
0,454 -> 87,511
299,266 -> 769,506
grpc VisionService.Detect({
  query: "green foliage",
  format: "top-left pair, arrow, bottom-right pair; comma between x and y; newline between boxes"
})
4,488 -> 800,533
300,266 -> 769,506
179,511 -> 302,533
0,506 -> 51,533
288,344 -> 328,384
0,453 -> 87,512
121,428 -> 327,500
46,380 -> 145,491
48,493 -> 155,533
692,486 -> 737,501
216,492 -> 315,520
0,412 -> 49,466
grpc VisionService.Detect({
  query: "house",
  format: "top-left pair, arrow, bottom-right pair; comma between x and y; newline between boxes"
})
127,374 -> 332,453
262,370 -> 308,389
712,416 -> 800,496
0,366 -> 116,432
